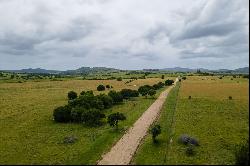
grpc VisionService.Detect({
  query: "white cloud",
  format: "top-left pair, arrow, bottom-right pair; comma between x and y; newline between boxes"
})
0,0 -> 248,70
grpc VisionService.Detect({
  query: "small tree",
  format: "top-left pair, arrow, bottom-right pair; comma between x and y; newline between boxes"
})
108,90 -> 123,104
151,125 -> 161,143
97,85 -> 105,91
161,75 -> 165,79
148,89 -> 156,98
106,85 -> 111,89
165,79 -> 174,86
53,105 -> 72,123
117,77 -> 122,81
107,112 -> 126,129
81,109 -> 105,126
68,91 -> 77,100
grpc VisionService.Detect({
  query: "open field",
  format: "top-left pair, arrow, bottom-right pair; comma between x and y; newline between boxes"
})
0,77 -> 170,164
133,76 -> 249,165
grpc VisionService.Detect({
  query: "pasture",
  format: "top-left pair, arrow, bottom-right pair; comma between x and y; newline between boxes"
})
133,76 -> 249,164
0,77 -> 168,164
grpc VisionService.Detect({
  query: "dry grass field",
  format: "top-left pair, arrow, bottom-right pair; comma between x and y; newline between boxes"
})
133,76 -> 249,164
0,78 -> 168,164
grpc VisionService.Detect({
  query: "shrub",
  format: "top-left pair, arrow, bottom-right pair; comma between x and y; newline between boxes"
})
68,91 -> 77,100
106,85 -> 111,89
138,85 -> 153,97
70,107 -> 86,122
189,96 -> 192,99
120,89 -> 139,99
81,109 -> 105,126
97,94 -> 113,109
151,125 -> 161,143
117,77 -> 122,81
107,112 -> 126,129
229,96 -> 233,100
97,85 -> 105,91
161,75 -> 165,79
165,79 -> 174,86
235,139 -> 249,165
108,90 -> 123,104
182,77 -> 187,80
53,105 -> 72,123
148,89 -> 156,97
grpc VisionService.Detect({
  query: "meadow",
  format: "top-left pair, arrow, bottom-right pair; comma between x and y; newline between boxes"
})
0,77 -> 170,164
133,76 -> 249,165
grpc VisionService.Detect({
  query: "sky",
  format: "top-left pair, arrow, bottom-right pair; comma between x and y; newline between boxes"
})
0,0 -> 249,70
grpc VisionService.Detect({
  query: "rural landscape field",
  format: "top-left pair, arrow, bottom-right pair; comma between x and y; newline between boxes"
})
0,0 -> 249,165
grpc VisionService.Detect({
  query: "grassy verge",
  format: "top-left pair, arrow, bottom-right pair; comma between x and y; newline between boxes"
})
132,82 -> 180,165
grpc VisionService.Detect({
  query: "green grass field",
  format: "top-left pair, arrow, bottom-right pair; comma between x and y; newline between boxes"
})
0,78 -> 170,164
133,76 -> 249,165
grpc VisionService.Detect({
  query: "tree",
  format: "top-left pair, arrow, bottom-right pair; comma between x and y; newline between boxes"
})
151,125 -> 161,143
71,107 -> 86,122
120,89 -> 139,99
106,85 -> 111,89
68,91 -> 77,100
81,108 -> 105,126
148,89 -> 156,98
165,79 -> 174,86
97,94 -> 113,109
117,77 -> 122,81
107,112 -> 126,129
138,85 -> 152,97
108,90 -> 123,104
97,85 -> 105,91
161,75 -> 165,79
53,105 -> 72,123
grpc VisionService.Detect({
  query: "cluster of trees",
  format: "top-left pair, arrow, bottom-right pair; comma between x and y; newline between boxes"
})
96,84 -> 113,91
165,79 -> 175,86
53,88 -> 138,126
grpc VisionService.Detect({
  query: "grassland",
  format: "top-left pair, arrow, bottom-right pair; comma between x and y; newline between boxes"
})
0,77 -> 170,164
133,76 -> 249,165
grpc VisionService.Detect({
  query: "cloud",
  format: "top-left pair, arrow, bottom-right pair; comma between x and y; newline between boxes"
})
0,0 -> 248,70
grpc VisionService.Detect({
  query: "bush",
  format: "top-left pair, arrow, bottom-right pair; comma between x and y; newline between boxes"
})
182,77 -> 187,80
229,96 -> 233,100
53,105 -> 72,123
68,91 -> 77,100
117,77 -> 122,81
138,85 -> 153,97
97,85 -> 105,91
81,109 -> 105,126
151,125 -> 161,143
120,89 -> 139,99
161,75 -> 165,79
107,112 -> 126,129
165,79 -> 174,86
189,96 -> 192,99
235,139 -> 249,165
148,89 -> 156,97
106,85 -> 111,89
108,90 -> 123,104
97,94 -> 113,109
70,107 -> 86,122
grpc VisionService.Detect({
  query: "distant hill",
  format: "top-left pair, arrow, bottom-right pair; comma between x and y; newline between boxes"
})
2,68 -> 61,74
1,66 -> 248,74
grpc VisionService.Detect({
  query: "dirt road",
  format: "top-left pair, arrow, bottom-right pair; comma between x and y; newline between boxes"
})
97,78 -> 179,165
